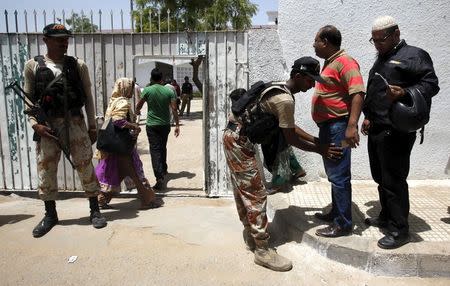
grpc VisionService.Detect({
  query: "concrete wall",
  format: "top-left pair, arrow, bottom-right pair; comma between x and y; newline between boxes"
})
249,0 -> 450,180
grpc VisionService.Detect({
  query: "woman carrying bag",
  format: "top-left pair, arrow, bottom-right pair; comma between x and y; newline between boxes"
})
95,78 -> 163,209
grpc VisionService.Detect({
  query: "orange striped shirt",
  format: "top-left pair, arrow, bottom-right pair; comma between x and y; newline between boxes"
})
311,50 -> 365,123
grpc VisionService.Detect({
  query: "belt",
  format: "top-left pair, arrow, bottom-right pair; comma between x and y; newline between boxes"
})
317,116 -> 348,127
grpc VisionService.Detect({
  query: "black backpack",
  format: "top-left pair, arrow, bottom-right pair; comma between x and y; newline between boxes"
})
231,81 -> 288,144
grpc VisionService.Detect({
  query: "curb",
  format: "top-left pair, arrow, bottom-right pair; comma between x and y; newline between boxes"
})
267,199 -> 450,277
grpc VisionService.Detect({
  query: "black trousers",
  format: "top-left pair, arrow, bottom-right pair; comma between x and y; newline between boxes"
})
368,125 -> 416,235
146,125 -> 171,180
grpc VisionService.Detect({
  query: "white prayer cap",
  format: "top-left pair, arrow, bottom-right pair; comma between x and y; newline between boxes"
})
372,16 -> 398,31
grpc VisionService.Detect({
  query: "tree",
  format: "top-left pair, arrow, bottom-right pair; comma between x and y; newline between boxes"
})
65,13 -> 98,33
133,0 -> 257,32
190,56 -> 204,92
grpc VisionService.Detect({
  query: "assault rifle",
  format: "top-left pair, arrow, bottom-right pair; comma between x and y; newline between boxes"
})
5,81 -> 75,168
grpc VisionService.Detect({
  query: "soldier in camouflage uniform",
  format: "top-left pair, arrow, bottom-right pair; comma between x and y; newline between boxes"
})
23,23 -> 107,237
223,57 -> 343,271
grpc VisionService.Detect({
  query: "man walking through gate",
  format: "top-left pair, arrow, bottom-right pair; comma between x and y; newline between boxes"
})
362,16 -> 439,249
223,57 -> 343,271
23,23 -> 107,237
136,69 -> 180,190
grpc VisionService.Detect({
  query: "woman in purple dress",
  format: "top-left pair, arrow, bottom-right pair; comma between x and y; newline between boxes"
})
95,78 -> 163,209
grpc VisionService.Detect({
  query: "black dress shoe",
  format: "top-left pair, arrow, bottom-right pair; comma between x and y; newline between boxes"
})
315,224 -> 352,238
32,214 -> 58,238
364,217 -> 387,228
314,212 -> 334,223
377,233 -> 410,249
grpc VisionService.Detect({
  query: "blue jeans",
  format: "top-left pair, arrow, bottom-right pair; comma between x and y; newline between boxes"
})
318,119 -> 352,229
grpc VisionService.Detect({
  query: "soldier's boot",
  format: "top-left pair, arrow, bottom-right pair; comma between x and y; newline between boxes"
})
243,227 -> 256,251
89,197 -> 107,229
32,200 -> 58,238
254,241 -> 293,272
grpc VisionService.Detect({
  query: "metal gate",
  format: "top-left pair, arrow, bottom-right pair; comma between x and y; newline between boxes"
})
0,15 -> 247,196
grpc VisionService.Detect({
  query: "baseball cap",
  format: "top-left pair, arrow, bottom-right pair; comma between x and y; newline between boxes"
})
292,56 -> 325,84
43,23 -> 73,37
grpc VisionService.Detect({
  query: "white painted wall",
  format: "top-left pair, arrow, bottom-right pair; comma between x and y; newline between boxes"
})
249,0 -> 450,179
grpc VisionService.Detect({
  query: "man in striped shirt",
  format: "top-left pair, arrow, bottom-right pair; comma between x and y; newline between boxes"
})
312,25 -> 365,237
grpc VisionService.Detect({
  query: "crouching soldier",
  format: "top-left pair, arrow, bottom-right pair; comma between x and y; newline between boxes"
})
223,57 -> 343,271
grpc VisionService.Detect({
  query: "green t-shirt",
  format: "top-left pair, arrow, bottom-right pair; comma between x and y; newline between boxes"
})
141,84 -> 176,126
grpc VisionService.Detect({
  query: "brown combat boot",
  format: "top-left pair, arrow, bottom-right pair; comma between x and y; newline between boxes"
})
254,241 -> 292,272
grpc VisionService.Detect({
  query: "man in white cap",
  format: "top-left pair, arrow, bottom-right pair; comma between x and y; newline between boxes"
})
362,16 -> 439,249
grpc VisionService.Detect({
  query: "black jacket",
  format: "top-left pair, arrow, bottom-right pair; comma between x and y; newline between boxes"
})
363,40 -> 439,125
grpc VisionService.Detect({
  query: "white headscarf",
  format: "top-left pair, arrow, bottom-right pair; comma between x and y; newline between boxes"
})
105,77 -> 135,121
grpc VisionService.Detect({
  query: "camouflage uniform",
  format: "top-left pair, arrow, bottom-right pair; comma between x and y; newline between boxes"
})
223,127 -> 269,246
37,117 -> 99,200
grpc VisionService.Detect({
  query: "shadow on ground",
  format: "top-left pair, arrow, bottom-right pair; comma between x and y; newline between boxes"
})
269,199 -> 433,248
0,214 -> 34,227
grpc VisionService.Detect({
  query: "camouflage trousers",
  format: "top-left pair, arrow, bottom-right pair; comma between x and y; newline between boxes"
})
36,116 -> 99,201
223,128 -> 269,246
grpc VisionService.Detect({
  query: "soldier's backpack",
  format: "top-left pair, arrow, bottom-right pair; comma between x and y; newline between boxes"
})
231,81 -> 289,144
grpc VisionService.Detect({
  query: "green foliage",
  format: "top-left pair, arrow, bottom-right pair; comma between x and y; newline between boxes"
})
133,0 -> 258,32
65,13 -> 98,33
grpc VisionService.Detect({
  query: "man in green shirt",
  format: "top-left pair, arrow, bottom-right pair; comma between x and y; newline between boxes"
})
136,69 -> 180,190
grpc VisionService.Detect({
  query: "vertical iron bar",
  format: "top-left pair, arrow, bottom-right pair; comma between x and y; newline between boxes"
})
24,10 -> 29,33
33,10 -> 39,58
91,13 -> 98,126
130,4 -> 134,32
99,10 -> 107,114
5,10 -> 9,33
120,10 -> 126,76
81,10 -> 85,33
167,9 -> 170,33
81,10 -> 86,61
149,10 -> 152,33
14,10 -> 18,33
158,10 -> 161,55
111,10 -> 116,80
140,10 -> 144,55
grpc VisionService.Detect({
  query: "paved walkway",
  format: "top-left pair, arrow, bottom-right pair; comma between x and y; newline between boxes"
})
267,180 -> 450,277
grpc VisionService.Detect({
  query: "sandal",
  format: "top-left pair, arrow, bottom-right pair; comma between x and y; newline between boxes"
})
140,197 -> 164,210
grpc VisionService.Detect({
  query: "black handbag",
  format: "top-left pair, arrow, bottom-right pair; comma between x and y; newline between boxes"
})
96,117 -> 136,155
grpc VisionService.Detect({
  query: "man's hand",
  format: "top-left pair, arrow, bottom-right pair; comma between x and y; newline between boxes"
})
174,126 -> 180,137
32,124 -> 58,141
88,128 -> 97,145
386,85 -> 405,102
319,143 -> 343,161
361,119 -> 371,135
344,124 -> 359,148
